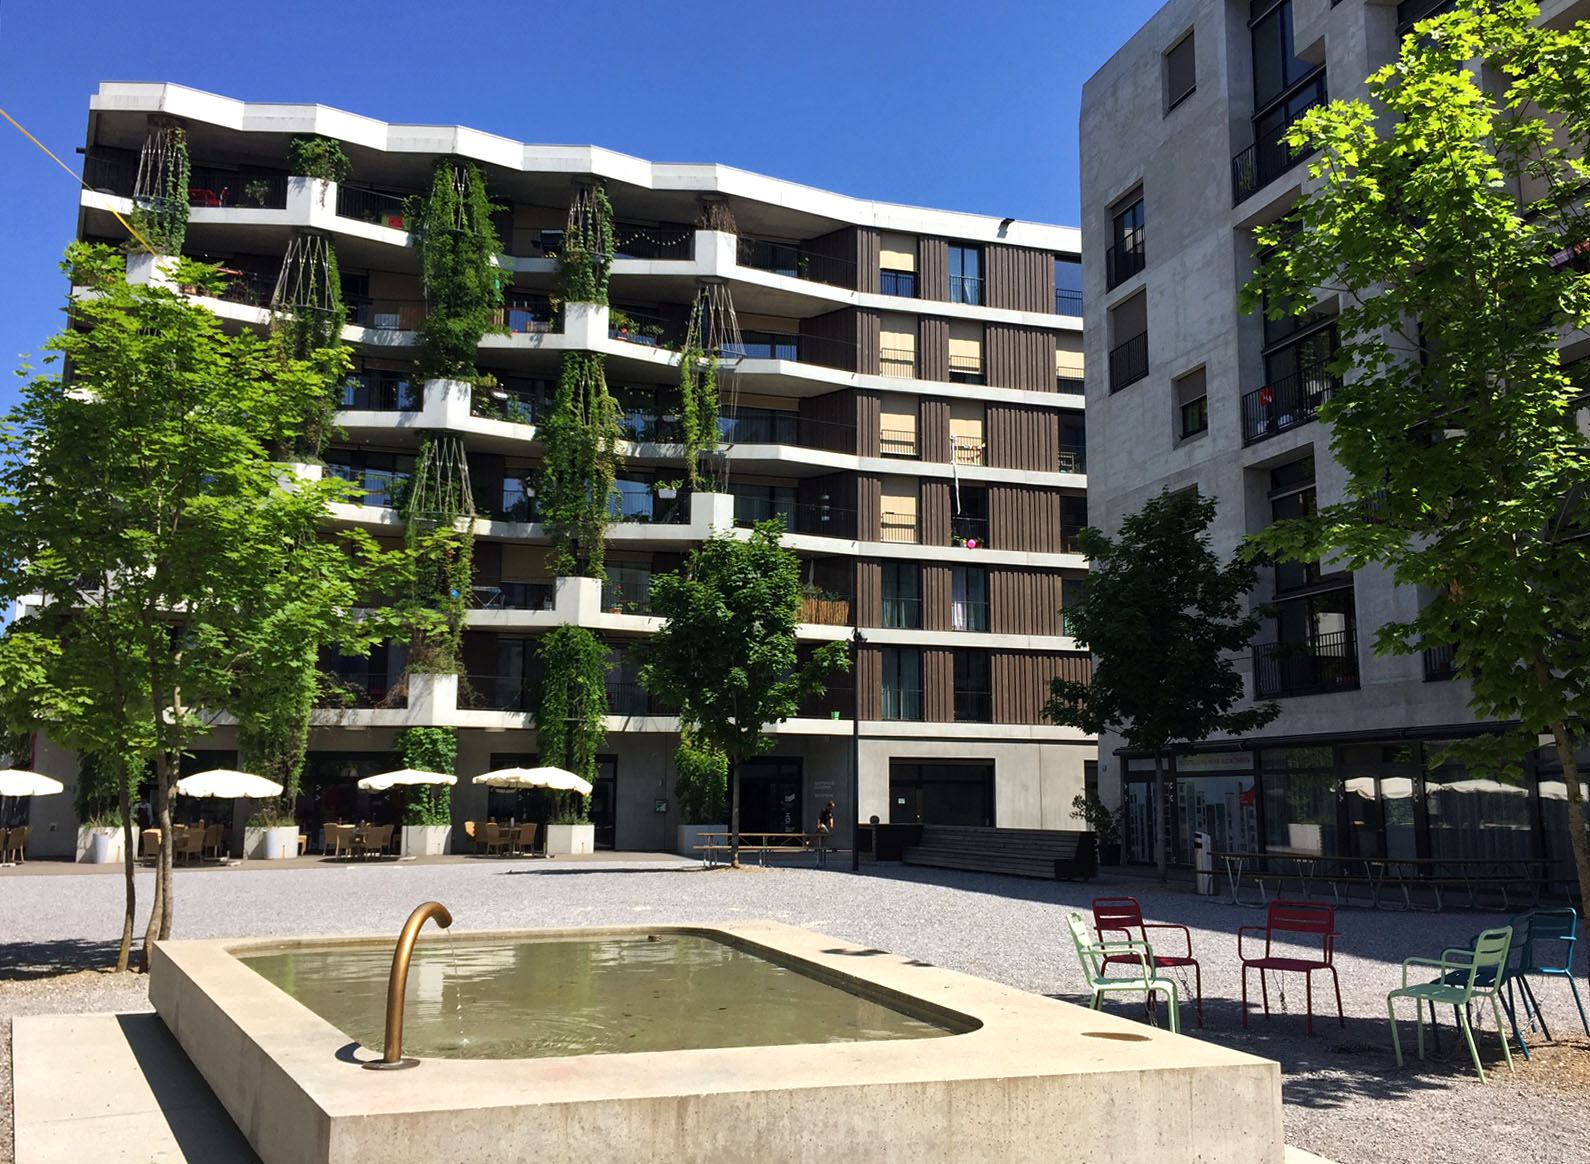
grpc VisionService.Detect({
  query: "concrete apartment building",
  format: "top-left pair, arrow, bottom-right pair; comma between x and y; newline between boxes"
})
18,82 -> 1093,858
1080,0 -> 1589,875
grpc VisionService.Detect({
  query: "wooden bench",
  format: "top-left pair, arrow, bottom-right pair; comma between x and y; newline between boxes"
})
694,832 -> 819,867
902,826 -> 1098,881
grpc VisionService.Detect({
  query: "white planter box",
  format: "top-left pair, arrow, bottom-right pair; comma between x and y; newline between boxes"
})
77,826 -> 125,864
245,825 -> 299,860
545,823 -> 595,856
401,824 -> 451,857
676,823 -> 726,859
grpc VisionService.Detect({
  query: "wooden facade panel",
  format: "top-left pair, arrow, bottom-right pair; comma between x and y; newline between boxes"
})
986,324 -> 1058,392
923,648 -> 955,722
985,245 -> 1053,314
855,559 -> 882,626
919,398 -> 951,463
920,481 -> 952,547
989,569 -> 1063,636
798,390 -> 861,454
922,564 -> 952,632
798,473 -> 859,540
919,237 -> 949,301
918,316 -> 950,382
991,486 -> 1060,553
987,404 -> 1060,472
805,226 -> 872,292
856,391 -> 881,457
855,308 -> 881,377
799,309 -> 860,373
855,474 -> 881,542
856,646 -> 882,720
993,651 -> 1092,725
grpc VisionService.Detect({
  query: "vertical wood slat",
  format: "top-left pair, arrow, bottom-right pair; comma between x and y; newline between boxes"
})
984,244 -> 1054,314
991,486 -> 1061,553
989,569 -> 1064,636
918,398 -> 951,463
855,228 -> 881,295
920,481 -> 951,547
919,237 -> 949,301
855,475 -> 881,542
923,648 -> 954,722
798,390 -> 860,454
918,316 -> 950,382
804,226 -> 868,292
986,324 -> 1058,392
856,392 -> 881,458
993,651 -> 1092,724
855,560 -> 882,626
799,309 -> 862,373
855,309 -> 881,376
922,564 -> 952,631
856,646 -> 881,720
987,404 -> 1060,472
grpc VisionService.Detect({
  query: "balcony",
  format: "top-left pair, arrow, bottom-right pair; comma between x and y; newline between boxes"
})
1108,332 -> 1148,392
609,308 -> 675,348
951,601 -> 990,633
954,689 -> 993,723
1054,289 -> 1083,317
472,581 -> 554,611
882,687 -> 923,721
613,224 -> 693,261
880,270 -> 917,298
336,185 -> 410,230
1253,630 -> 1360,698
881,511 -> 919,544
1106,241 -> 1145,290
471,383 -> 538,424
606,683 -> 659,716
717,411 -> 855,452
1231,75 -> 1328,205
880,428 -> 918,458
188,168 -> 287,210
948,354 -> 984,384
1240,369 -> 1339,445
949,275 -> 984,306
1056,376 -> 1085,397
327,464 -> 409,509
1423,642 -> 1457,682
495,299 -> 559,335
1058,443 -> 1087,474
799,594 -> 854,626
601,575 -> 652,615
346,299 -> 429,332
879,347 -> 917,378
736,237 -> 855,288
342,372 -> 420,412
469,674 -> 532,713
951,437 -> 987,467
951,515 -> 989,550
211,269 -> 276,308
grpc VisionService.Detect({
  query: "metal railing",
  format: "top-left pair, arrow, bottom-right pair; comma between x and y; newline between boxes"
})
954,689 -> 993,723
1106,240 -> 1145,289
212,269 -> 276,308
1108,331 -> 1149,391
1232,76 -> 1328,205
951,601 -> 990,633
731,494 -> 798,528
606,683 -> 658,716
952,516 -> 989,549
1253,630 -> 1360,698
318,674 -> 402,709
879,348 -> 917,378
1423,642 -> 1457,682
880,511 -> 919,544
727,332 -> 801,361
468,674 -> 532,713
601,576 -> 652,615
346,299 -> 429,331
1056,376 -> 1085,396
82,153 -> 135,196
951,437 -> 987,466
882,596 -> 923,630
188,169 -> 288,209
613,224 -> 694,260
879,428 -> 918,458
1059,443 -> 1087,474
949,274 -> 984,305
472,581 -> 555,611
327,465 -> 411,509
1240,369 -> 1338,445
608,307 -> 674,347
342,372 -> 420,411
948,354 -> 984,381
495,301 -> 558,335
471,384 -> 538,423
1061,524 -> 1086,554
882,688 -> 923,722
880,270 -> 917,298
736,236 -> 856,288
336,185 -> 411,229
1054,289 -> 1083,316
717,411 -> 856,452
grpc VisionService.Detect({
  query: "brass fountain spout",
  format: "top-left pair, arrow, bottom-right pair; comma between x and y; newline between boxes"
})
365,901 -> 454,1070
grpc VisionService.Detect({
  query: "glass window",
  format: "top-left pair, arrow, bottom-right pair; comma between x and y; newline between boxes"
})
1269,456 -> 1317,592
1175,368 -> 1208,439
953,650 -> 992,722
882,563 -> 922,629
1260,747 -> 1338,855
948,245 -> 983,305
1107,197 -> 1145,288
881,647 -> 922,721
730,483 -> 796,528
1250,0 -> 1311,111
1427,749 -> 1537,862
889,761 -> 994,826
951,566 -> 988,632
1054,257 -> 1083,316
1062,577 -> 1084,637
952,484 -> 989,548
1165,30 -> 1196,111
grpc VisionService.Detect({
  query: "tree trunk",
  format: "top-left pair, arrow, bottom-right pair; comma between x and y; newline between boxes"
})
729,760 -> 741,869
1153,752 -> 1169,883
1547,720 -> 1590,916
157,750 -> 175,940
116,757 -> 135,974
140,754 -> 167,970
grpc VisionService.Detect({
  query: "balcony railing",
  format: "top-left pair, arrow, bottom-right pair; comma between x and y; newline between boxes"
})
717,412 -> 855,452
882,687 -> 923,722
723,333 -> 801,361
318,673 -> 402,709
880,428 -> 918,458
799,595 -> 854,626
601,577 -> 652,615
607,683 -> 660,716
736,237 -> 855,287
327,465 -> 410,509
188,169 -> 287,209
212,269 -> 276,308
1108,331 -> 1149,392
954,689 -> 993,723
613,224 -> 693,260
948,354 -> 984,382
469,674 -> 531,713
880,511 -> 919,544
471,384 -> 538,424
1423,642 -> 1457,682
1054,289 -> 1084,317
336,185 -> 411,229
346,299 -> 429,331
1056,376 -> 1085,396
880,270 -> 917,298
1106,240 -> 1145,289
472,581 -> 555,611
82,154 -> 135,196
1254,630 -> 1360,698
1231,75 -> 1328,205
951,601 -> 990,633
951,437 -> 987,467
879,347 -> 917,378
1240,368 -> 1339,445
342,372 -> 420,412
495,301 -> 559,335
949,275 -> 984,305
1059,443 -> 1087,474
882,597 -> 923,630
951,515 -> 989,549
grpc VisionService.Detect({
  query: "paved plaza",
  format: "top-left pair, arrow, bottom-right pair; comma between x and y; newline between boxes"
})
2,856 -> 1587,1164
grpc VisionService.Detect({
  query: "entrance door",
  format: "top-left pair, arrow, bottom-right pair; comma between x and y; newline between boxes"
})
590,756 -> 617,849
737,758 -> 802,833
888,761 -> 994,826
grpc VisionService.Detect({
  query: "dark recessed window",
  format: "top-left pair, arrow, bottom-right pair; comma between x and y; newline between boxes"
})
1175,367 -> 1209,439
948,245 -> 983,305
1107,195 -> 1145,289
1165,31 -> 1196,112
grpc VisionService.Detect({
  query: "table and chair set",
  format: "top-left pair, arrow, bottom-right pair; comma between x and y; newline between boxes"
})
462,820 -> 543,857
1213,849 -> 1564,912
1066,895 -> 1588,1081
692,831 -> 839,867
138,823 -> 231,864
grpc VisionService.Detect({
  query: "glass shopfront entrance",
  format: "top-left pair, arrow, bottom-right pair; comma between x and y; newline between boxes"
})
1123,753 -> 1257,866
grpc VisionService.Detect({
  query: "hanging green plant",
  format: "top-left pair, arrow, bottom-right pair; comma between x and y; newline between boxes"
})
535,625 -> 610,822
268,232 -> 347,456
402,434 -> 476,673
396,726 -> 456,825
129,124 -> 190,255
408,158 -> 506,380
677,340 -> 719,489
540,352 -> 621,579
560,182 -> 614,305
287,135 -> 352,185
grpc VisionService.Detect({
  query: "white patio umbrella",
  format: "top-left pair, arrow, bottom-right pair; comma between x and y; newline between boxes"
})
173,769 -> 285,863
357,768 -> 458,792
0,770 -> 64,797
471,766 -> 593,796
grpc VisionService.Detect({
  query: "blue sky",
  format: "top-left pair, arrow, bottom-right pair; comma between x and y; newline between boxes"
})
0,0 -> 1162,414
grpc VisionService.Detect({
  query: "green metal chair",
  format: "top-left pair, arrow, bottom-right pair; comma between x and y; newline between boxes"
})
1066,912 -> 1181,1033
1387,925 -> 1515,1082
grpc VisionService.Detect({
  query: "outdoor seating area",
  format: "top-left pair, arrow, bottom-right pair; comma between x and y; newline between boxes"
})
465,820 -> 543,857
139,823 -> 232,864
1213,850 -> 1573,912
1,825 -> 31,863
693,831 -> 823,866
320,822 -> 397,859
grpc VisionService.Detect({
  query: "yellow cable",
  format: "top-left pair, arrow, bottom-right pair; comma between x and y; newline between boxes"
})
0,104 -> 158,254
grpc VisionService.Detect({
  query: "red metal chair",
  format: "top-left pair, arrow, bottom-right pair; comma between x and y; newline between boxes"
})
1092,897 -> 1203,1027
1239,900 -> 1344,1035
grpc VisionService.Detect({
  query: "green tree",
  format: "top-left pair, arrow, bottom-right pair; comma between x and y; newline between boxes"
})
639,520 -> 849,865
1243,0 -> 1590,908
1045,490 -> 1278,880
0,245 -> 366,965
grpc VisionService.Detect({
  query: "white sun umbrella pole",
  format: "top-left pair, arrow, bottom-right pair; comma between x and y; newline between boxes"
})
174,769 -> 285,862
0,771 -> 63,865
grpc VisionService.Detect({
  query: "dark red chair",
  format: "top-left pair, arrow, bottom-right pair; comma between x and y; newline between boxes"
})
1238,900 -> 1344,1035
1092,896 -> 1203,1027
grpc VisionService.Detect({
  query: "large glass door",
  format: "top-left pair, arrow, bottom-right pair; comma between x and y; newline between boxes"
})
590,757 -> 617,849
737,758 -> 803,833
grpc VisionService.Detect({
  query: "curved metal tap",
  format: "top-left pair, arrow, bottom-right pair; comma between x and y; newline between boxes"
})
366,900 -> 453,1070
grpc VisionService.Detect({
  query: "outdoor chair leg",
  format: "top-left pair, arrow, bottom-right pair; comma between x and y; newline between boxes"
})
1416,1002 -> 1428,1061
1260,968 -> 1271,1018
1241,965 -> 1250,1028
1499,988 -> 1531,1060
1388,998 -> 1405,1067
1521,977 -> 1551,1042
1306,971 -> 1315,1037
1193,962 -> 1205,1028
1457,1007 -> 1485,1083
1490,995 -> 1515,1075
1567,975 -> 1589,1036
1330,965 -> 1345,1028
1161,985 -> 1181,1035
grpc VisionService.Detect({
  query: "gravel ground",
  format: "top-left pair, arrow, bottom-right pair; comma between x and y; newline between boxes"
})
3,857 -> 1588,1164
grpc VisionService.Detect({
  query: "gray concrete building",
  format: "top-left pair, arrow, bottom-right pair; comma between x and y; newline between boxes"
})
1079,0 -> 1589,875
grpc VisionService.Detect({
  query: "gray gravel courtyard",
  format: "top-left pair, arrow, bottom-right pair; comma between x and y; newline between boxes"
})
3,856 -> 1587,1164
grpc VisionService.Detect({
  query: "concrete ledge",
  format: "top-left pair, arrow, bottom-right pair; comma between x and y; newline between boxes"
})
152,920 -> 1285,1164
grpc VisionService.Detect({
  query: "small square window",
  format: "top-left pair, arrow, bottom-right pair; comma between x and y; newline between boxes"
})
1165,31 -> 1196,112
1175,367 -> 1208,439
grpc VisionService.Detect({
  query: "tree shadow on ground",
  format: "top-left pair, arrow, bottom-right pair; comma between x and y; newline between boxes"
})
0,938 -> 125,981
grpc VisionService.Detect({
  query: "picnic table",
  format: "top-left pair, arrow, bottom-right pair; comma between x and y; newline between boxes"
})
694,831 -> 829,867
1214,850 -> 1559,911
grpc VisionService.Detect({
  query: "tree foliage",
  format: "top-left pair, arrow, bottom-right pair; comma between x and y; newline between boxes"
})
674,732 -> 729,823
396,726 -> 456,826
1045,489 -> 1277,878
535,625 -> 610,823
287,135 -> 352,185
639,520 -> 849,863
409,159 -> 505,380
1242,0 -> 1590,907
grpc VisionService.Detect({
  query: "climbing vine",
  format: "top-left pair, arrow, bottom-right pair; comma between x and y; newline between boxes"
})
396,726 -> 456,825
541,354 -> 621,578
677,339 -> 719,489
287,135 -> 352,184
560,183 -> 615,305
269,232 -> 347,455
130,123 -> 190,255
402,434 -> 476,673
408,158 -> 506,380
535,626 -> 609,821
674,732 -> 728,823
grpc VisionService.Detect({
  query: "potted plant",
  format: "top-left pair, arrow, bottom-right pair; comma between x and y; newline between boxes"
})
1071,791 -> 1124,866
242,178 -> 272,208
673,736 -> 727,857
654,479 -> 682,501
246,801 -> 300,860
74,753 -> 127,864
544,795 -> 595,855
401,784 -> 452,857
79,810 -> 126,864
